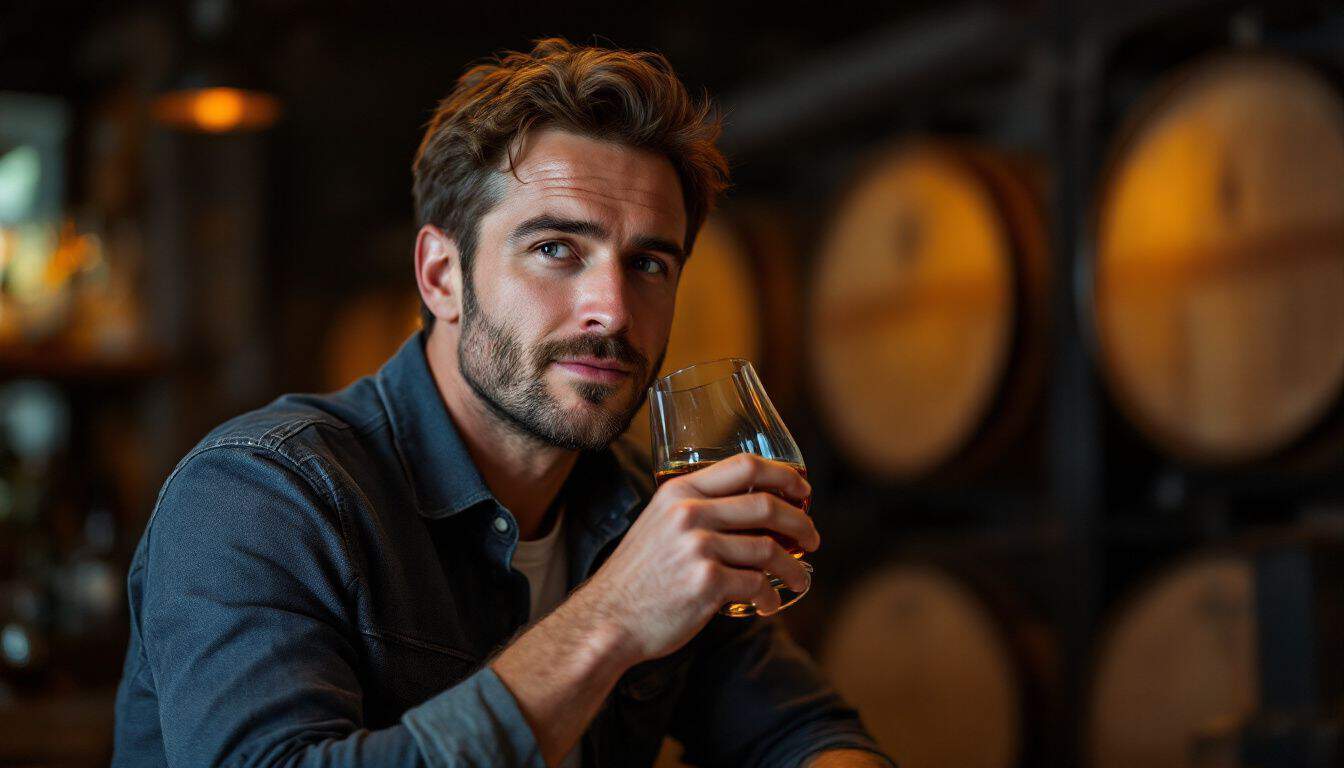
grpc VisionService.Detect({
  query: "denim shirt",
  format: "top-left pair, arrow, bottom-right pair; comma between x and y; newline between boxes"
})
112,332 -> 892,768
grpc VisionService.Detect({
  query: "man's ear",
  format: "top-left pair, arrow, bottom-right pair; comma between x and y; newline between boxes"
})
414,224 -> 464,326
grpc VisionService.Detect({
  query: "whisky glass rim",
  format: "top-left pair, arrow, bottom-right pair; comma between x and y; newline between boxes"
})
650,357 -> 752,394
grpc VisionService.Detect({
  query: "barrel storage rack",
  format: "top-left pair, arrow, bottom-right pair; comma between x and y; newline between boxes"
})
698,4 -> 1344,768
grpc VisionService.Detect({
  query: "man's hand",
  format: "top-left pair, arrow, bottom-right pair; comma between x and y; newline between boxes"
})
576,451 -> 819,664
490,453 -> 818,766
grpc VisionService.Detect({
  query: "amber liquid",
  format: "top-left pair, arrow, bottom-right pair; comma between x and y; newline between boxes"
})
654,460 -> 809,558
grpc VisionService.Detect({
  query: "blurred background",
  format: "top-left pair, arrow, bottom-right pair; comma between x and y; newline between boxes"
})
2,0 -> 1344,766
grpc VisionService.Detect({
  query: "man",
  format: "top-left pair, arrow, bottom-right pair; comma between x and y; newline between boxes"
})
113,38 -> 893,768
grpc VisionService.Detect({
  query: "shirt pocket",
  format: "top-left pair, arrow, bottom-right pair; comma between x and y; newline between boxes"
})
360,627 -> 481,727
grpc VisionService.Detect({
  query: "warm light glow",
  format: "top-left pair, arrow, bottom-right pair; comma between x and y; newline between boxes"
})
152,87 -> 280,133
192,88 -> 247,131
1095,58 -> 1344,462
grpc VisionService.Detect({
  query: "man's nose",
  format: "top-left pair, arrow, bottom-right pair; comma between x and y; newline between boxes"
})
576,258 -> 634,334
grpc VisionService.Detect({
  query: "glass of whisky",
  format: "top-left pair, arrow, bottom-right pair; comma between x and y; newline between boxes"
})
648,358 -> 811,618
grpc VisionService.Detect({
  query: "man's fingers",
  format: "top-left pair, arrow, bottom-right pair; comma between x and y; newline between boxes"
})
749,577 -> 783,616
672,453 -> 809,503
711,532 -> 811,593
699,493 -> 820,553
720,566 -> 778,614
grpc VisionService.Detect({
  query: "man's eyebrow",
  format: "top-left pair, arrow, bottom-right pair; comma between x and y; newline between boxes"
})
631,234 -> 686,262
509,214 -> 687,261
509,215 -> 609,244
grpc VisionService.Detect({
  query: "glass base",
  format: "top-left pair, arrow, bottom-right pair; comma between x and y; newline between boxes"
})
719,560 -> 813,618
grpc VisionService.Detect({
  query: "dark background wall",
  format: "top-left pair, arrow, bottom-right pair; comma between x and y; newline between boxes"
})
2,1 -> 1343,766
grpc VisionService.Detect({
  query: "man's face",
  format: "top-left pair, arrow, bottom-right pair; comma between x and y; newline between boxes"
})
457,128 -> 686,451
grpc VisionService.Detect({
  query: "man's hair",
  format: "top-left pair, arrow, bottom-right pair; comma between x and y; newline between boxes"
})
411,37 -> 731,331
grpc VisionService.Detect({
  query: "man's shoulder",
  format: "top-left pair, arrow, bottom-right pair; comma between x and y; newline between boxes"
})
161,378 -> 394,503
146,378 -> 394,536
190,378 -> 387,459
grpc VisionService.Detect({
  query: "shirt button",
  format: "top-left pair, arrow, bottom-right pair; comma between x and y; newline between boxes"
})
492,516 -> 510,534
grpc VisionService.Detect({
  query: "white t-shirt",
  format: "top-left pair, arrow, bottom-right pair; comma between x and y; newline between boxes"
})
510,505 -> 581,768
511,505 -> 571,623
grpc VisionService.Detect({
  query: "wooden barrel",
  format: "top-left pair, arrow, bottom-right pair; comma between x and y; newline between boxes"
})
625,207 -> 802,447
323,290 -> 421,391
1092,56 -> 1344,464
821,562 -> 1025,768
1088,556 -> 1258,768
809,142 -> 1050,481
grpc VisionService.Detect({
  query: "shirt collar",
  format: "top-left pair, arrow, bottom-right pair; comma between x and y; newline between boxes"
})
561,440 -> 647,535
373,331 -> 645,528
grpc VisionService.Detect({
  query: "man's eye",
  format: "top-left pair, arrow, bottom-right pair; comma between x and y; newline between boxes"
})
634,255 -> 667,275
537,242 -> 573,260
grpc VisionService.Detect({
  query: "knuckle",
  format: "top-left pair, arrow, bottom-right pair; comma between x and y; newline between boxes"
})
732,452 -> 761,476
752,535 -> 775,562
692,562 -> 720,597
672,500 -> 699,530
755,492 -> 775,518
658,478 -> 686,501
687,529 -> 714,558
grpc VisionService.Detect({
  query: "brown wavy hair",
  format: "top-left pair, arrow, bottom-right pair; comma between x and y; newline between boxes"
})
412,37 -> 730,331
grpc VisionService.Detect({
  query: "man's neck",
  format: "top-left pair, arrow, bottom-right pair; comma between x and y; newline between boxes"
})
424,327 -> 578,541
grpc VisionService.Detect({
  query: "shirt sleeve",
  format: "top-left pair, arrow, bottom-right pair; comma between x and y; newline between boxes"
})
667,614 -> 896,768
137,445 -> 543,768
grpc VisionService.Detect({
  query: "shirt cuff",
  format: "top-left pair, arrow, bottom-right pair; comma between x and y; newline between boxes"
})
401,665 -> 546,768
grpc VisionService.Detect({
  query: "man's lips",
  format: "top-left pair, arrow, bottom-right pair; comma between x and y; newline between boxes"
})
553,357 -> 633,384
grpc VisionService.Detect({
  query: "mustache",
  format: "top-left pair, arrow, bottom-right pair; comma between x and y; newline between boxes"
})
535,333 -> 648,377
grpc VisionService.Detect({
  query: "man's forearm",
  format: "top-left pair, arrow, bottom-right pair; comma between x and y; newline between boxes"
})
489,584 -> 638,767
803,747 -> 896,767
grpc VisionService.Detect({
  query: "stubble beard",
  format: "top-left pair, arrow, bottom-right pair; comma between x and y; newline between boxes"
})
456,277 -> 664,451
